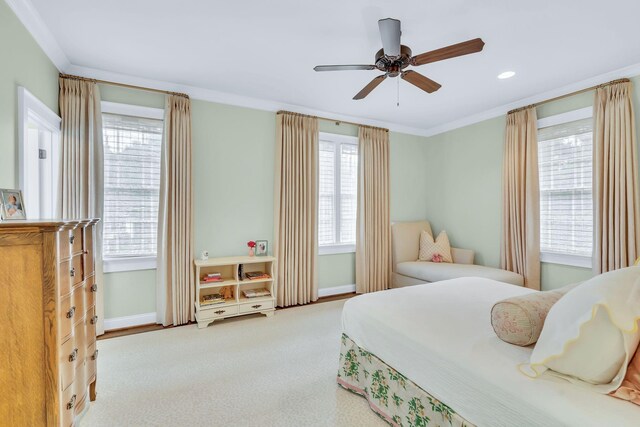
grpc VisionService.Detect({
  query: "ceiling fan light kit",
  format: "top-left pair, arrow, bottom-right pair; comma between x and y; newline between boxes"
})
314,18 -> 485,100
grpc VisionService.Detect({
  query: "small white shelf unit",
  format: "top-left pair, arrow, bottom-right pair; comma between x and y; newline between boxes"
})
194,255 -> 276,329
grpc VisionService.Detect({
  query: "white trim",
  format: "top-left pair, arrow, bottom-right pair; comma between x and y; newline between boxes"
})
541,252 -> 592,269
318,284 -> 356,297
319,244 -> 356,255
537,106 -> 592,129
422,62 -> 640,137
103,312 -> 156,331
101,101 -> 164,120
103,256 -> 157,273
18,87 -> 61,218
4,0 -> 69,70
10,0 -> 640,138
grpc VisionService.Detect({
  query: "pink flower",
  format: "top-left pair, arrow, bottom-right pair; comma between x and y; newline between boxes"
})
431,254 -> 443,263
247,241 -> 256,248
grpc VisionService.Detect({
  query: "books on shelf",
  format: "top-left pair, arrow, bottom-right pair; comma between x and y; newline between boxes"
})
201,272 -> 224,283
201,293 -> 226,306
242,288 -> 271,298
244,271 -> 271,280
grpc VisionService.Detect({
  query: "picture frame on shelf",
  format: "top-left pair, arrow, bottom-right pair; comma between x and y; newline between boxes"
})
0,189 -> 26,221
255,240 -> 268,256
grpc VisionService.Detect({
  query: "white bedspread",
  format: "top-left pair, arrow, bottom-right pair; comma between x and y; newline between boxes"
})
341,278 -> 639,427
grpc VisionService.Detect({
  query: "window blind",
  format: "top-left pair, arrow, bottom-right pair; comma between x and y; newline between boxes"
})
102,113 -> 163,258
538,117 -> 593,258
318,135 -> 358,247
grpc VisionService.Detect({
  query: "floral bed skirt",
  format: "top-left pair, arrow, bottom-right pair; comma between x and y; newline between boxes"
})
337,334 -> 475,427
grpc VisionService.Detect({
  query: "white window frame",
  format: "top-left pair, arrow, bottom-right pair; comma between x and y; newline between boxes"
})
537,106 -> 593,268
318,132 -> 358,256
101,101 -> 164,273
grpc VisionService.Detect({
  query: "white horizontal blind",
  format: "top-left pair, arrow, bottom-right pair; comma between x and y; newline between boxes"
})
318,133 -> 358,248
102,113 -> 163,258
538,117 -> 593,258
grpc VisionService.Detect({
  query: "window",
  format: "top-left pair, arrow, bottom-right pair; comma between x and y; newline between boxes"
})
537,107 -> 593,268
101,102 -> 164,272
318,132 -> 358,254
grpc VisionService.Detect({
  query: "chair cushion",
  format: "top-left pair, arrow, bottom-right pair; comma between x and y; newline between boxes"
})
396,261 -> 524,286
419,230 -> 453,263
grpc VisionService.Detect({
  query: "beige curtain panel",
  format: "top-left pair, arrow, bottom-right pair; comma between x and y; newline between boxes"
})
356,126 -> 392,294
58,76 -> 106,335
274,112 -> 319,307
500,107 -> 541,290
156,95 -> 195,326
593,81 -> 640,273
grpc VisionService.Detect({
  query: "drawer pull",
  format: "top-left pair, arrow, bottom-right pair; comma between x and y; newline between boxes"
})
90,283 -> 98,292
67,394 -> 76,410
214,310 -> 225,315
92,350 -> 99,361
70,235 -> 75,245
252,304 -> 262,309
70,267 -> 75,278
66,306 -> 76,319
69,348 -> 78,362
90,315 -> 98,325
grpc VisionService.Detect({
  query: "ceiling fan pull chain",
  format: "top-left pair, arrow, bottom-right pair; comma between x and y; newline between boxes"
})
397,76 -> 400,107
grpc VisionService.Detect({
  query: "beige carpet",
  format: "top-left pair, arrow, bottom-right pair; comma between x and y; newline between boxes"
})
82,300 -> 385,426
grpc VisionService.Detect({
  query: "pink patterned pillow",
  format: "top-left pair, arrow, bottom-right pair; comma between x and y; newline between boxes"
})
491,283 -> 579,346
610,337 -> 640,405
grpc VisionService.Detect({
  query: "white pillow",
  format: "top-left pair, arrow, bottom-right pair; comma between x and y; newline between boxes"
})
418,230 -> 453,263
523,266 -> 640,392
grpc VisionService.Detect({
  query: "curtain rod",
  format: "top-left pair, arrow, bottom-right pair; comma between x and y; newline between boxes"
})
507,78 -> 630,115
59,73 -> 190,99
277,110 -> 389,132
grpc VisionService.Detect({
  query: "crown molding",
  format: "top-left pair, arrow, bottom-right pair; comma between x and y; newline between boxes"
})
65,64 -> 434,137
8,0 -> 640,139
421,61 -> 640,137
4,0 -> 69,70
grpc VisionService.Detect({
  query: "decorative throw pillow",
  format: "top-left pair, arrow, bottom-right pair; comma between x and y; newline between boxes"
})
491,282 -> 579,346
610,346 -> 640,405
418,230 -> 452,263
523,267 -> 640,392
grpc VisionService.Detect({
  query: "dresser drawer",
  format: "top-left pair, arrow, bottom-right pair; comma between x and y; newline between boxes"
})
74,360 -> 87,409
86,306 -> 97,339
71,254 -> 83,287
85,277 -> 97,309
239,300 -> 274,314
72,284 -> 86,325
204,305 -> 238,319
61,382 -> 76,427
87,342 -> 97,380
59,293 -> 74,341
71,227 -> 83,256
73,317 -> 87,362
58,230 -> 71,260
60,337 -> 77,391
83,226 -> 95,278
58,259 -> 72,297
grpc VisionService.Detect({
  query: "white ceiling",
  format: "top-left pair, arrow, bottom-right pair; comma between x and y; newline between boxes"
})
20,0 -> 640,134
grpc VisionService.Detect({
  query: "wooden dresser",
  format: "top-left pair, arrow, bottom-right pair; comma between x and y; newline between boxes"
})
0,219 -> 99,426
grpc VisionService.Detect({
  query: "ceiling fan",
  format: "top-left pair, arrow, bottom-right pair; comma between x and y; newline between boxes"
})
314,18 -> 485,100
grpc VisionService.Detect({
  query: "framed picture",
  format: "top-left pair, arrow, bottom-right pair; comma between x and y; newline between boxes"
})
0,189 -> 26,221
255,240 -> 268,256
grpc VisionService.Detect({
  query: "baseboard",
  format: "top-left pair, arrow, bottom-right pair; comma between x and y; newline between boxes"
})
104,312 -> 156,331
318,284 -> 356,298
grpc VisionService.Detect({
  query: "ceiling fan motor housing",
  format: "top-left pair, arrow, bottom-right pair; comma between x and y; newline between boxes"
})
375,45 -> 412,77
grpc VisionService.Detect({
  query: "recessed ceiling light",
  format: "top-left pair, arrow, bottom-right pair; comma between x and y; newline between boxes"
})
498,71 -> 516,80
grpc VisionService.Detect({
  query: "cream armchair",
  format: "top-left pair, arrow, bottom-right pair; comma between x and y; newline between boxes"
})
391,221 -> 524,287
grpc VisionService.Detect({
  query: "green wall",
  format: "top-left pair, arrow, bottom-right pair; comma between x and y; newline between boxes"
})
99,85 -> 430,318
0,2 -> 59,188
424,75 -> 640,290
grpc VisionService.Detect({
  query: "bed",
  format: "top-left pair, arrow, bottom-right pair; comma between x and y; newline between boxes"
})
338,278 -> 639,427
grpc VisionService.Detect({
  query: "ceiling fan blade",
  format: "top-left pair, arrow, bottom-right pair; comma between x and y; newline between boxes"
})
314,65 -> 377,72
353,75 -> 387,100
412,38 -> 485,66
378,18 -> 401,57
401,70 -> 441,93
